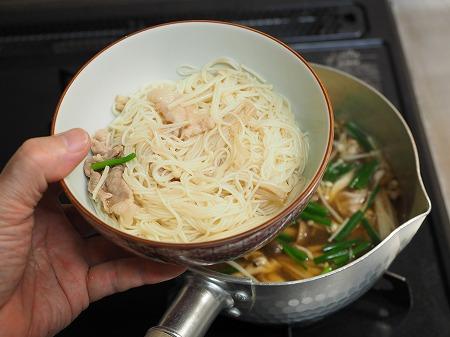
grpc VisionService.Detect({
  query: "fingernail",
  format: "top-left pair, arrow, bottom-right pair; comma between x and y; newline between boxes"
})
59,128 -> 90,153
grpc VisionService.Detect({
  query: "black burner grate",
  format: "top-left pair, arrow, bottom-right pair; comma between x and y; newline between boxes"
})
0,3 -> 365,46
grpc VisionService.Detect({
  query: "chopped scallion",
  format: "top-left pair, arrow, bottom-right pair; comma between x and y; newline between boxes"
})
321,265 -> 333,274
345,121 -> 374,151
361,218 -> 381,244
349,159 -> 379,189
324,161 -> 357,182
277,232 -> 295,243
362,184 -> 380,213
314,249 -> 350,265
91,153 -> 137,171
299,211 -> 332,226
277,240 -> 308,269
322,239 -> 362,253
333,210 -> 365,242
351,241 -> 373,258
305,201 -> 329,217
332,254 -> 351,268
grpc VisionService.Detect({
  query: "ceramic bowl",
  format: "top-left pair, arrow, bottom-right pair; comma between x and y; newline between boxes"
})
51,21 -> 333,265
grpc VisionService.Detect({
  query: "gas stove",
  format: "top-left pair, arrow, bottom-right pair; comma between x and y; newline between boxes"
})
1,1 -> 449,336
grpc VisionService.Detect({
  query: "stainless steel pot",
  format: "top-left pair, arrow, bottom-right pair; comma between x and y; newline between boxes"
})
145,64 -> 431,337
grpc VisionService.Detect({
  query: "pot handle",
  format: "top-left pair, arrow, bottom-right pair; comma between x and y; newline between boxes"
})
145,276 -> 233,337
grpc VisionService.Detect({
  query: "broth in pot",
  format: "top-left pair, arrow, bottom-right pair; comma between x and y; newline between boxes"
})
212,121 -> 400,282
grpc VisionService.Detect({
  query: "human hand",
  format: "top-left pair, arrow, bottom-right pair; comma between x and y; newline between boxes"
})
0,129 -> 185,337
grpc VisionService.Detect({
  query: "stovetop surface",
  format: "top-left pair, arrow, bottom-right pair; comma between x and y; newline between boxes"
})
1,1 -> 449,336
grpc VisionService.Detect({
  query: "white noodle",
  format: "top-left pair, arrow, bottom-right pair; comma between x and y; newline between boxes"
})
92,166 -> 110,200
328,217 -> 349,242
294,244 -> 314,260
341,151 -> 380,161
93,59 -> 308,243
226,261 -> 259,283
317,187 -> 344,223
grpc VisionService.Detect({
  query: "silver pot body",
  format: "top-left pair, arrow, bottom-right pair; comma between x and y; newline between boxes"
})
146,65 -> 431,337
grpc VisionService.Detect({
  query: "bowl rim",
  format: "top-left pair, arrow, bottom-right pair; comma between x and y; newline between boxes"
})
51,20 -> 334,249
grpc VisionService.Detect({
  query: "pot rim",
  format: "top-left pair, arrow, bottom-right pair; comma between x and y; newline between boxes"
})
194,64 -> 432,286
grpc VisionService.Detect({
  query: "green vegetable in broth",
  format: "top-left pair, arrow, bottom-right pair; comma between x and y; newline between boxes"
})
361,218 -> 381,244
323,239 -> 362,253
345,121 -> 374,151
324,161 -> 357,182
299,211 -> 332,227
277,240 -> 308,269
277,232 -> 295,243
209,121 -> 399,283
349,159 -> 379,189
305,201 -> 329,216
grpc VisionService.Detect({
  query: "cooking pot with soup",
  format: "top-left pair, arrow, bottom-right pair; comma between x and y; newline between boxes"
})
145,65 -> 431,337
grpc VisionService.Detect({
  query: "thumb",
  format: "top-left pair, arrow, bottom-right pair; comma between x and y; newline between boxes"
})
0,128 -> 90,223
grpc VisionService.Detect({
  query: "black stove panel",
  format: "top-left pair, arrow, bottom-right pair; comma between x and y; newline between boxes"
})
0,2 -> 365,45
298,40 -> 400,108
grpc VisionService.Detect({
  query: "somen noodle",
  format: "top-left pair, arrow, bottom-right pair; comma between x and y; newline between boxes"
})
84,58 -> 308,243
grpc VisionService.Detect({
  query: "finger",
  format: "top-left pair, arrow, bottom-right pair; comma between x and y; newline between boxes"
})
86,258 -> 186,302
61,204 -> 132,265
84,236 -> 132,265
62,204 -> 98,238
0,129 -> 90,225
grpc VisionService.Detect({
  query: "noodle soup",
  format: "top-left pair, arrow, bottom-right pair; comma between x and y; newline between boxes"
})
211,121 -> 400,281
83,59 -> 308,243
